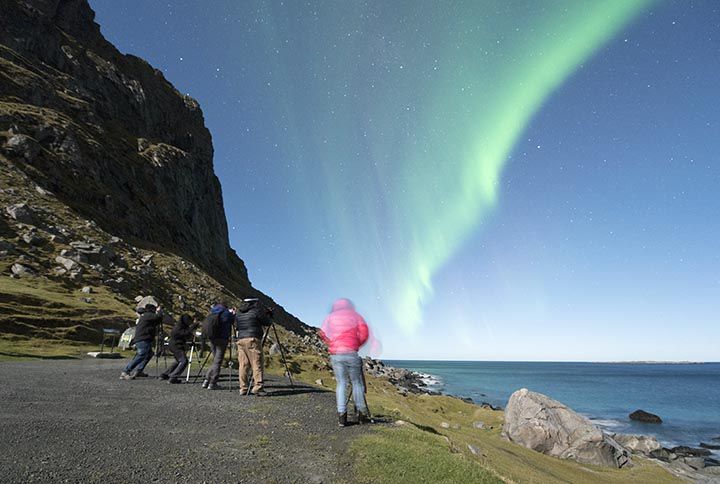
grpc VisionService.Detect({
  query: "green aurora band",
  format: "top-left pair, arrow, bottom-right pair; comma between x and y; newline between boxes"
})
260,0 -> 655,332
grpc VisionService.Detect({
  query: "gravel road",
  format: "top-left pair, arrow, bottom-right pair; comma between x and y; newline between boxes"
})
0,358 -> 370,483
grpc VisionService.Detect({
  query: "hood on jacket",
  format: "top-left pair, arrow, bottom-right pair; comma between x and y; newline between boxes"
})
238,298 -> 259,313
210,303 -> 227,314
179,314 -> 192,327
331,298 -> 355,312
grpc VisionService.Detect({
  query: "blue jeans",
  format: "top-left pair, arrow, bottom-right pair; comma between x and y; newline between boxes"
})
125,340 -> 154,374
331,352 -> 367,414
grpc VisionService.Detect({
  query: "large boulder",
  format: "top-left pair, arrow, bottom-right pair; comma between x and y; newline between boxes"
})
503,388 -> 631,468
629,409 -> 662,424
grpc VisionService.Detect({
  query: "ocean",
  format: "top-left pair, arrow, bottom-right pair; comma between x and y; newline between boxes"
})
386,360 -> 720,455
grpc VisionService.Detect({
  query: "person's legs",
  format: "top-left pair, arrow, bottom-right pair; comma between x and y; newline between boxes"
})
247,337 -> 264,393
330,354 -> 350,415
168,344 -> 187,379
125,340 -> 151,374
237,339 -> 251,392
347,354 -> 368,414
207,339 -> 227,385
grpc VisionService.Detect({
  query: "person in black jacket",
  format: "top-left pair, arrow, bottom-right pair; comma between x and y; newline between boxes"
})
160,314 -> 199,384
235,298 -> 271,395
120,304 -> 163,380
202,302 -> 235,390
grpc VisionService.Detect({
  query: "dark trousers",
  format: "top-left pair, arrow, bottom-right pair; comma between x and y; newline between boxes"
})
162,342 -> 188,379
206,338 -> 228,384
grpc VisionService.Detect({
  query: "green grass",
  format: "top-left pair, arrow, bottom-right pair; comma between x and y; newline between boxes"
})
352,425 -> 502,484
0,336 -> 132,361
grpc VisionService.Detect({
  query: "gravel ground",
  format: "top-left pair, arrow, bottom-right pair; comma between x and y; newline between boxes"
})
0,358 -> 371,483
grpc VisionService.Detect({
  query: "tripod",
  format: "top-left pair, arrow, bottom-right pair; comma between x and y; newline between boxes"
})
153,324 -> 168,378
244,320 -> 295,395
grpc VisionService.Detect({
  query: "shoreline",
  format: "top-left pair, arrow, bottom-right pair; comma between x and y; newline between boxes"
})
379,359 -> 720,461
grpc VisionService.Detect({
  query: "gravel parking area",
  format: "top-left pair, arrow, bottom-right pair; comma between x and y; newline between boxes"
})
0,358 -> 369,483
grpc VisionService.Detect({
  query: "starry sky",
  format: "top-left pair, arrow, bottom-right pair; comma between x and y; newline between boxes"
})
91,1 -> 719,361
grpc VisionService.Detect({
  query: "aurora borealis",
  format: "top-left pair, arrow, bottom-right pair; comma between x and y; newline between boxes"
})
93,0 -> 720,360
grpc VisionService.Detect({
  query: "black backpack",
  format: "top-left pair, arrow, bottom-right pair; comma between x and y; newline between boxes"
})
202,313 -> 220,339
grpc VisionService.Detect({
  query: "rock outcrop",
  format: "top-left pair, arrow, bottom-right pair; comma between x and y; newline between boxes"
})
502,388 -> 631,468
629,409 -> 663,424
0,0 -> 306,334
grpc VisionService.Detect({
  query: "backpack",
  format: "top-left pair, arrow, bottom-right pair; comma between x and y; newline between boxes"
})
202,313 -> 220,339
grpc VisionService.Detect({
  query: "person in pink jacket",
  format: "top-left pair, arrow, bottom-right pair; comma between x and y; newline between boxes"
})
319,298 -> 369,426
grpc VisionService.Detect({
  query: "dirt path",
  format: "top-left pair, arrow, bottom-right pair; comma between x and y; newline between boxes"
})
0,359 -> 370,483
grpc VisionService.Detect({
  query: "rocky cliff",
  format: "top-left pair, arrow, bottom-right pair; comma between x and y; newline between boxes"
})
0,0 -> 307,337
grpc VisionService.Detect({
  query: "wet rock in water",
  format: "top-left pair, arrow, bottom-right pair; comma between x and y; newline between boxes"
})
700,442 -> 720,450
611,433 -> 661,456
670,446 -> 712,457
629,409 -> 663,424
503,388 -> 631,468
460,396 -> 474,404
5,203 -> 35,225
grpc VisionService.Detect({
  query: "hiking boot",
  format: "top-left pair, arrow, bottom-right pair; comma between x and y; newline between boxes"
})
119,372 -> 134,381
338,412 -> 347,427
251,388 -> 268,397
135,371 -> 149,378
357,411 -> 370,425
201,379 -> 209,389
159,374 -> 169,380
239,388 -> 249,395
168,378 -> 181,384
207,383 -> 223,390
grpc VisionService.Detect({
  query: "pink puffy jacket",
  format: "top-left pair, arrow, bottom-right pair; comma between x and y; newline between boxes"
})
319,299 -> 369,355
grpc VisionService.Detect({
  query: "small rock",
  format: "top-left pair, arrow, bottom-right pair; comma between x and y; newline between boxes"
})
700,443 -> 720,450
137,137 -> 151,152
467,444 -> 481,456
682,456 -> 706,470
55,256 -> 79,271
134,295 -> 144,302
79,297 -> 94,304
3,134 -> 40,159
269,343 -> 280,355
629,409 -> 662,424
670,446 -> 712,457
473,421 -> 486,429
22,233 -> 44,246
35,185 -> 52,196
11,263 -> 34,277
612,433 -> 661,456
314,379 -> 324,386
49,234 -> 66,244
81,286 -> 93,294
5,203 -> 35,224
451,424 -> 461,430
394,420 -> 407,426
440,422 -> 450,429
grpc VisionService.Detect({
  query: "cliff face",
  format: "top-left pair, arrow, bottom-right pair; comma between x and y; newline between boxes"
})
0,0 -> 307,334
0,0 -> 244,284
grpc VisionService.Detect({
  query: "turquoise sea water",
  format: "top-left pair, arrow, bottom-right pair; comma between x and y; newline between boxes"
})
387,360 -> 720,453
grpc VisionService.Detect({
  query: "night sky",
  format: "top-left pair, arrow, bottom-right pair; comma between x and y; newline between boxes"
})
90,1 -> 719,361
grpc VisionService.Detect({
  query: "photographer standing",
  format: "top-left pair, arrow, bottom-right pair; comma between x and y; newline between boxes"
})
319,298 -> 369,426
120,304 -> 163,380
160,314 -> 198,384
201,302 -> 234,390
235,298 -> 271,396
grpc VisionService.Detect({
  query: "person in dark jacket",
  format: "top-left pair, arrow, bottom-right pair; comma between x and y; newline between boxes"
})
160,314 -> 199,384
235,298 -> 271,395
202,302 -> 235,390
120,304 -> 163,380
